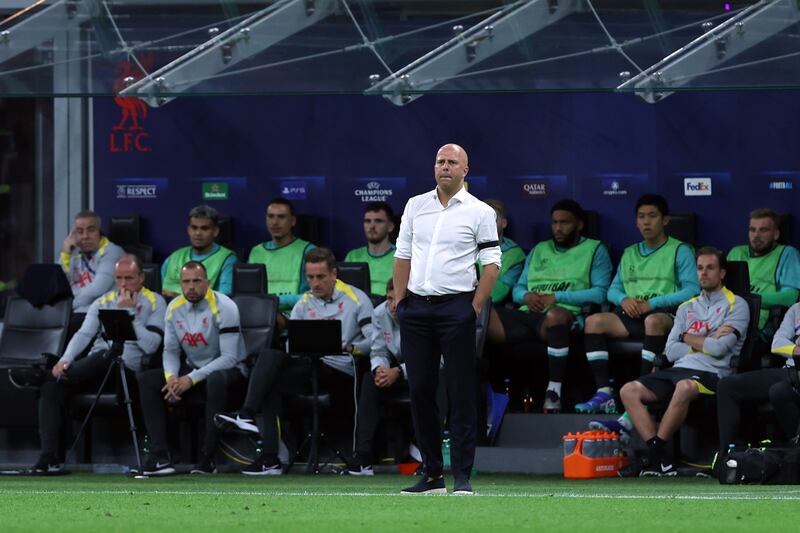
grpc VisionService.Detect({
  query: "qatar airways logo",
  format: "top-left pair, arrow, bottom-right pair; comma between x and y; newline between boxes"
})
520,181 -> 547,199
684,177 -> 712,196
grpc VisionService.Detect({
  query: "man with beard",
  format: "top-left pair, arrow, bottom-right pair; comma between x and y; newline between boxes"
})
486,199 -> 613,413
161,205 -> 237,298
138,261 -> 247,475
618,248 -> 748,477
726,208 -> 800,341
345,202 -> 396,297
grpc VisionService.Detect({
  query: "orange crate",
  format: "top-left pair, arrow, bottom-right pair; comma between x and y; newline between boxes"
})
562,431 -> 629,479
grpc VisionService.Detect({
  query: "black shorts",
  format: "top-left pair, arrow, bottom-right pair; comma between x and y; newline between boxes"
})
495,307 -> 546,344
613,308 -> 674,340
636,367 -> 719,403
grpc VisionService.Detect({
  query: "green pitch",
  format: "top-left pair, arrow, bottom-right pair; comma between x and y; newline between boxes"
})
2,473 -> 799,532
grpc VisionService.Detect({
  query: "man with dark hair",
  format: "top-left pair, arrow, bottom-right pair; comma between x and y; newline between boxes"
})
578,194 -> 698,415
344,201 -> 396,296
213,247 -> 374,475
481,199 -> 526,306
31,255 -> 165,474
487,199 -> 613,413
59,210 -> 124,315
726,208 -> 800,340
138,261 -> 247,475
618,247 -> 749,477
248,197 -> 316,316
161,205 -> 237,298
716,301 -> 800,455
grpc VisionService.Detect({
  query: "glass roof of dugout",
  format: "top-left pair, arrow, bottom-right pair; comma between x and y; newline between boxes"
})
0,0 -> 799,105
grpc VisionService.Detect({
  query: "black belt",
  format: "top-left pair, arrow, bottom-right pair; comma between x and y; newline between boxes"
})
408,291 -> 470,303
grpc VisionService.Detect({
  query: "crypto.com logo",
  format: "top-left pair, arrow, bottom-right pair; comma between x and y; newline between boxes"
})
110,55 -> 154,153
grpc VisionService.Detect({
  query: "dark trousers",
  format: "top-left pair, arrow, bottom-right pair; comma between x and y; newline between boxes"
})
355,371 -> 409,462
243,349 -> 352,455
39,350 -> 135,457
138,367 -> 245,458
717,367 -> 800,450
398,291 -> 476,480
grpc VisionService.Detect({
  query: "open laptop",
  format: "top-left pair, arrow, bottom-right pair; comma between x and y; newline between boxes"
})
287,319 -> 343,355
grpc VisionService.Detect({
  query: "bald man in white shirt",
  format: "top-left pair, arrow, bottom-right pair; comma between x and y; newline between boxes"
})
394,143 -> 501,495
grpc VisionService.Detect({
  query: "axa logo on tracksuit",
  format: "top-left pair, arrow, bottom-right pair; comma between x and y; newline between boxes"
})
175,318 -> 210,348
686,320 -> 711,335
181,332 -> 209,347
71,270 -> 93,288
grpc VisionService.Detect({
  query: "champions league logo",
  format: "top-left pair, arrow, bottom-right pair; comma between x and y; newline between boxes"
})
354,180 -> 394,202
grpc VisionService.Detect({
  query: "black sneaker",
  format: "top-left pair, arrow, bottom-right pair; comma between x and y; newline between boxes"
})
401,475 -> 446,495
453,478 -> 474,495
31,453 -> 62,476
242,453 -> 282,476
214,412 -> 258,435
190,455 -> 217,475
141,454 -> 176,476
641,460 -> 678,477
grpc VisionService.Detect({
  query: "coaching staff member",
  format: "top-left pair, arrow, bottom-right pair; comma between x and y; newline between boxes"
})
394,143 -> 500,495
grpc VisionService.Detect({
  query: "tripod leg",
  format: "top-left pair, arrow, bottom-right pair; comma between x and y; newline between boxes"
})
309,361 -> 320,474
118,363 -> 143,474
64,357 -> 117,465
286,432 -> 312,474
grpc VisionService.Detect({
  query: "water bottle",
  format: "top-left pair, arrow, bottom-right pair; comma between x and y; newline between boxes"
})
442,430 -> 451,468
599,433 -> 610,458
582,434 -> 597,458
562,433 -> 578,456
611,434 -> 620,457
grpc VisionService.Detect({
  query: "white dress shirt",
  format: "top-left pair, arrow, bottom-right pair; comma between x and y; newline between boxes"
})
396,186 -> 501,296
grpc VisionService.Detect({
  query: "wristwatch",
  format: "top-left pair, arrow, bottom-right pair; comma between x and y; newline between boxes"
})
678,332 -> 686,343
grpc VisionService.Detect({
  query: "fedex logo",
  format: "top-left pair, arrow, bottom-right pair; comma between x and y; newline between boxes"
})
686,321 -> 711,335
684,177 -> 712,196
180,332 -> 209,348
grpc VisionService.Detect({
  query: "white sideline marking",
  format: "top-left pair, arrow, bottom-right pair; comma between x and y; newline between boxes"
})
0,489 -> 798,500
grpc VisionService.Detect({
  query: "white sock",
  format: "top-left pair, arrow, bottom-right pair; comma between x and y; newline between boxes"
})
598,386 -> 614,396
546,382 -> 562,396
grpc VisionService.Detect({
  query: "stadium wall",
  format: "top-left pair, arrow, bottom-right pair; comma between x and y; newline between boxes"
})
93,91 -> 800,261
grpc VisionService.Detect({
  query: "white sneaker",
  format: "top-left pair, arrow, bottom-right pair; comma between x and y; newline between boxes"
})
346,465 -> 374,476
214,412 -> 259,435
